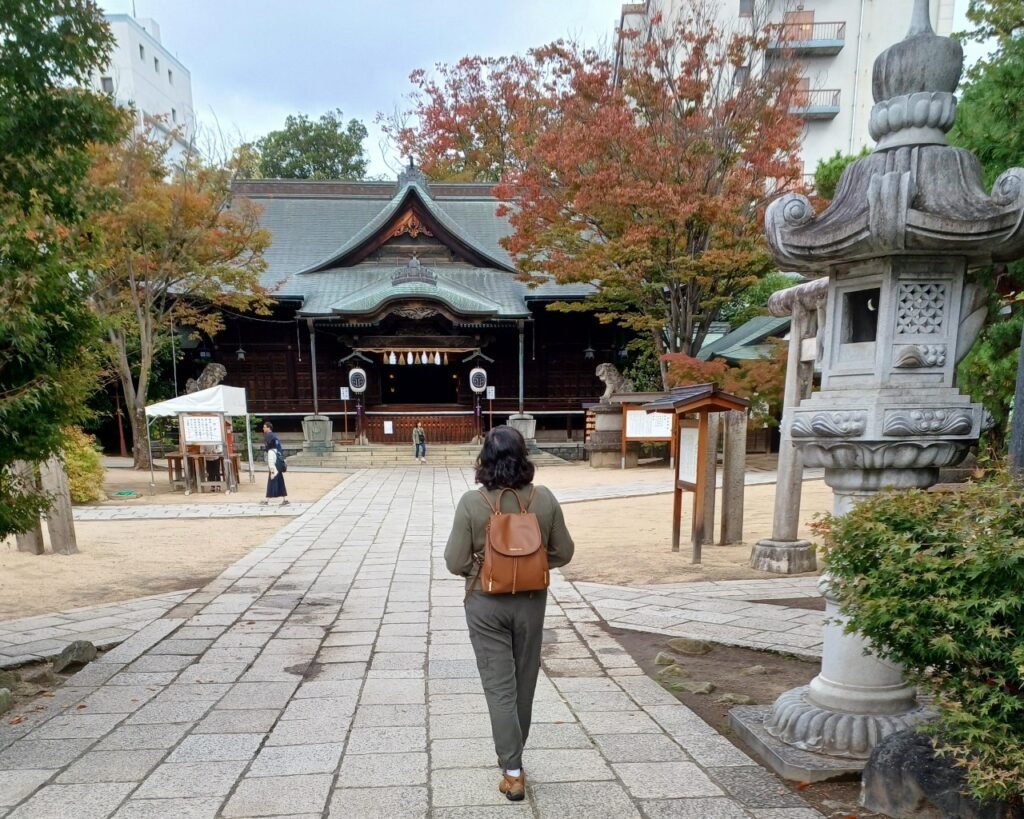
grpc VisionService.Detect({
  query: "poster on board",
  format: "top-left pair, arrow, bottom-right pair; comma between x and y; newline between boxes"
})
624,409 -> 673,440
677,426 -> 699,485
181,414 -> 223,444
383,421 -> 394,435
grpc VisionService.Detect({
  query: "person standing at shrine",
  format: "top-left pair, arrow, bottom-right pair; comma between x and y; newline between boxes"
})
261,421 -> 289,506
413,421 -> 427,463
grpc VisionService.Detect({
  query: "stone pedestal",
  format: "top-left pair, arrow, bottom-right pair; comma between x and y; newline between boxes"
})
301,414 -> 335,454
585,403 -> 636,468
507,412 -> 536,443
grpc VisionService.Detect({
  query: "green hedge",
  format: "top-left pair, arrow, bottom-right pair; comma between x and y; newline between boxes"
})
817,471 -> 1024,804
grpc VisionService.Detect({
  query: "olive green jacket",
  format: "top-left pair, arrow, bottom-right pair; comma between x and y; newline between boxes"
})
445,484 -> 575,589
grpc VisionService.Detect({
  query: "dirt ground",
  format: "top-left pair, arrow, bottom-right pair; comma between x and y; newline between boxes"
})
612,627 -> 892,819
560,479 -> 832,585
0,470 -> 346,620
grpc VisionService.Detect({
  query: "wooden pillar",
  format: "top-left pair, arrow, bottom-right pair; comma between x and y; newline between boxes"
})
671,418 -> 683,552
692,412 -> 710,563
12,461 -> 43,555
720,410 -> 748,545
40,457 -> 78,555
307,318 -> 320,416
1011,319 -> 1024,475
698,413 -> 719,552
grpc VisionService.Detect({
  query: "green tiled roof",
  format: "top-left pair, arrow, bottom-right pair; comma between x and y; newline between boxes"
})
234,178 -> 594,317
696,315 -> 791,362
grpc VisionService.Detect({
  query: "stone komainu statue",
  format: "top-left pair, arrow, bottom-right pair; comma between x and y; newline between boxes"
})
595,363 -> 635,402
185,363 -> 227,394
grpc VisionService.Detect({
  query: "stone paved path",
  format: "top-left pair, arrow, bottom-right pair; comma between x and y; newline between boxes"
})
0,593 -> 192,669
575,578 -> 824,659
73,504 -> 309,521
0,468 -> 824,818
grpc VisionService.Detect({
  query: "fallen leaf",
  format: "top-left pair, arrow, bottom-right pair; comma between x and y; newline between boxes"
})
796,782 -> 811,790
8,717 -> 23,725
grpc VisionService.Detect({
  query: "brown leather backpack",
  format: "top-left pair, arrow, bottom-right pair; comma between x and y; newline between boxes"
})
477,487 -> 549,595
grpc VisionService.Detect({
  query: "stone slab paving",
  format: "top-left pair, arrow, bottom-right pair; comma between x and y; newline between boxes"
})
0,593 -> 193,669
574,578 -> 824,659
73,504 -> 309,521
0,467 -> 824,818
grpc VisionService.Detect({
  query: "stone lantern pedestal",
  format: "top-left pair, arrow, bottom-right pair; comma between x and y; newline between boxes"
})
301,414 -> 335,455
585,403 -> 638,468
730,0 -> 1024,782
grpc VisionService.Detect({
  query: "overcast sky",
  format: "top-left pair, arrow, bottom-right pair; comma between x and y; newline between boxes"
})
98,1 -> 980,178
98,0 -> 623,176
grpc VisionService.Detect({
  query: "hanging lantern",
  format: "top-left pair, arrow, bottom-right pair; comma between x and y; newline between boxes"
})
407,351 -> 414,365
421,350 -> 428,365
443,352 -> 449,365
399,353 -> 406,365
434,352 -> 441,365
389,351 -> 397,365
383,352 -> 389,365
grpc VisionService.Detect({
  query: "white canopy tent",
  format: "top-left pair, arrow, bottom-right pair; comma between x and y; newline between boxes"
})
144,386 -> 256,491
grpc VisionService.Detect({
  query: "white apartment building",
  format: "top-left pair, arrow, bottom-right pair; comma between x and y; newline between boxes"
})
618,0 -> 956,180
89,15 -> 195,155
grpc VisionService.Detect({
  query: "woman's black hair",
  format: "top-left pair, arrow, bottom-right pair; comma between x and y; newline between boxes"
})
475,425 -> 535,490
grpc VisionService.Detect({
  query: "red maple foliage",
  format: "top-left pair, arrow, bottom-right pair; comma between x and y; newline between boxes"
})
388,0 -> 806,387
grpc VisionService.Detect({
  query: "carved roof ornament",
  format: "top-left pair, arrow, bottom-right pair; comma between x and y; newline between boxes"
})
388,210 -> 434,240
391,256 -> 438,286
765,0 -> 1024,273
396,156 -> 431,196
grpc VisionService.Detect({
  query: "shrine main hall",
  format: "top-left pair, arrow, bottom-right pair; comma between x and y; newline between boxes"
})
213,165 -> 623,445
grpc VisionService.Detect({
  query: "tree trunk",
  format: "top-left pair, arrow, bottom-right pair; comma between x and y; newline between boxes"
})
39,457 -> 78,555
11,461 -> 44,554
129,403 -> 152,470
653,330 -> 669,390
1010,318 -> 1024,476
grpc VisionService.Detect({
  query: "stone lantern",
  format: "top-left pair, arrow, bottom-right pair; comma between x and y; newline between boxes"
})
731,0 -> 1024,778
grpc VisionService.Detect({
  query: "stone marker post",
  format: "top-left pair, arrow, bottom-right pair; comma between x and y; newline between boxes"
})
39,456 -> 79,555
750,278 -> 827,572
720,410 -> 747,545
11,461 -> 43,555
730,0 -> 1024,780
699,413 -> 719,541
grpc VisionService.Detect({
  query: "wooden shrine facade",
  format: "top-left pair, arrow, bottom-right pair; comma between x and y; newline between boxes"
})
176,167 -> 626,443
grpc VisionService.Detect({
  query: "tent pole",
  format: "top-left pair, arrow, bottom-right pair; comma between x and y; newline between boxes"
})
246,414 -> 255,484
145,417 -> 156,495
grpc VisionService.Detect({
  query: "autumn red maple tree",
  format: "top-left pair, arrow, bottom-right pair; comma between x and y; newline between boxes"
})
390,0 -> 805,387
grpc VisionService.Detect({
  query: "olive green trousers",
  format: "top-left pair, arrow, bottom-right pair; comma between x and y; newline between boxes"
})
464,589 -> 548,771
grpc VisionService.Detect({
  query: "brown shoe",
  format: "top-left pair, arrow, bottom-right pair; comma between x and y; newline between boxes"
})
499,771 -> 526,801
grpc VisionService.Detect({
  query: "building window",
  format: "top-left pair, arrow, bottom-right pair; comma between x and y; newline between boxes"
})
168,69 -> 173,85
154,57 -> 160,73
733,66 -> 750,85
171,108 -> 177,123
739,0 -> 753,16
100,76 -> 114,95
139,44 -> 145,60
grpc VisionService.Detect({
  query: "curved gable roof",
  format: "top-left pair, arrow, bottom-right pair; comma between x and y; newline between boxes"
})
297,182 -> 516,274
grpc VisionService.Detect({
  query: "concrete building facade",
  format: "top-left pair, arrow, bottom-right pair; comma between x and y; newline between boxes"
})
89,15 -> 195,154
618,0 -> 955,180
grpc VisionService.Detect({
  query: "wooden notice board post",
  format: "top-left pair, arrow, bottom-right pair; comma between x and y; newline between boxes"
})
642,384 -> 749,564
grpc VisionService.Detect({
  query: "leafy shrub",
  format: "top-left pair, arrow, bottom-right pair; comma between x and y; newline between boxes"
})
816,471 -> 1024,804
62,427 -> 104,503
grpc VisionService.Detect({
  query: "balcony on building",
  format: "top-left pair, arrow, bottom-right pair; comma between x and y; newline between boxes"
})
768,21 -> 847,57
791,89 -> 841,120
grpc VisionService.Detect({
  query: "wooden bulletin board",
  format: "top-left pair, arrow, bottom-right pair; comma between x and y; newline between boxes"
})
181,414 -> 224,444
621,405 -> 675,469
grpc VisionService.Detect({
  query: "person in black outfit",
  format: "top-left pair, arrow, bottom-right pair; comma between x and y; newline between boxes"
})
261,422 -> 289,506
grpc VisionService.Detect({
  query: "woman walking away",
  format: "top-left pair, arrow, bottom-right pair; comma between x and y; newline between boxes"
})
413,421 -> 427,463
445,425 -> 574,801
261,422 -> 289,507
